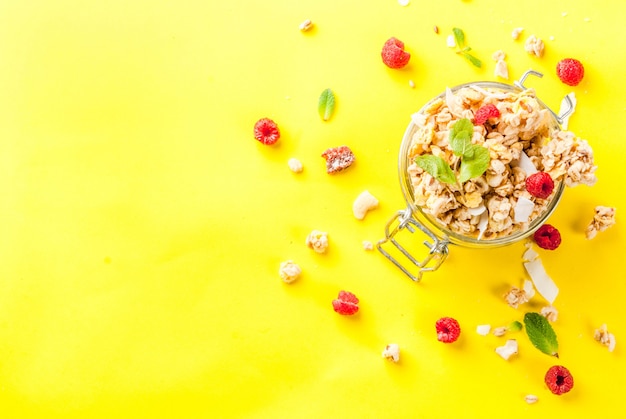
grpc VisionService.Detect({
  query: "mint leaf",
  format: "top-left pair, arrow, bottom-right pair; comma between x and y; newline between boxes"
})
462,52 -> 482,68
318,88 -> 336,121
458,145 -> 489,182
449,118 -> 475,157
452,27 -> 465,48
524,312 -> 559,357
415,155 -> 456,185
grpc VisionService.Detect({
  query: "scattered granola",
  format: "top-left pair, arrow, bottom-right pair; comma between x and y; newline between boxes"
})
288,157 -> 303,173
585,206 -> 616,239
321,146 -> 355,174
594,324 -> 616,352
524,394 -> 539,404
511,27 -> 524,40
494,59 -> 509,80
382,343 -> 400,362
495,339 -> 518,360
362,240 -> 374,251
306,230 -> 329,253
524,35 -> 545,57
353,190 -> 379,220
299,19 -> 313,32
492,326 -> 507,337
541,306 -> 559,322
503,286 -> 530,308
279,260 -> 302,283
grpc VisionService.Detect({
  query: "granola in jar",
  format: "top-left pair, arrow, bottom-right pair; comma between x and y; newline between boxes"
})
404,84 -> 597,241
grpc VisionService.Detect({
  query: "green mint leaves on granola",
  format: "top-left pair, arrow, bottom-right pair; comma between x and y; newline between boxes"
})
318,88 -> 336,121
524,312 -> 559,357
414,118 -> 490,185
452,27 -> 482,68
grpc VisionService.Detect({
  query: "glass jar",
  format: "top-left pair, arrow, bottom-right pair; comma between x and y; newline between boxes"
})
377,70 -> 573,281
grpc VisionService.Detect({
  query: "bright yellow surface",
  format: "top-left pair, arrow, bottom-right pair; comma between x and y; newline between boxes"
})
1,0 -> 625,417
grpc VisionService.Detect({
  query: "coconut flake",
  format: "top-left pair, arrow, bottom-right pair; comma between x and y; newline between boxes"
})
467,204 -> 486,217
495,339 -> 519,360
446,35 -> 456,48
559,92 -> 577,130
524,257 -> 559,305
513,151 -> 538,176
523,279 -> 536,299
514,196 -> 535,223
476,324 -> 491,336
397,0 -> 410,6
476,211 -> 489,240
445,87 -> 464,117
523,242 -> 540,262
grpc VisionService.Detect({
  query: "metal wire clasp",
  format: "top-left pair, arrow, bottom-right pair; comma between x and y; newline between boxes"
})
376,209 -> 449,282
514,69 -> 574,124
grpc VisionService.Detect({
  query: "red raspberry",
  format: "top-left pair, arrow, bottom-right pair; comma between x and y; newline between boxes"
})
381,37 -> 411,69
525,171 -> 555,199
435,317 -> 461,343
332,290 -> 359,315
545,365 -> 574,395
321,145 -> 355,174
474,104 -> 500,125
556,58 -> 585,86
253,117 -> 280,145
534,224 -> 561,250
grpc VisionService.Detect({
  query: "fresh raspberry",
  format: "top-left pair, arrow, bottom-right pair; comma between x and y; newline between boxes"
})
321,145 -> 355,174
556,58 -> 585,86
332,290 -> 359,315
534,224 -> 562,250
253,117 -> 280,145
474,104 -> 501,125
545,365 -> 574,395
381,37 -> 411,69
435,317 -> 461,343
525,171 -> 555,199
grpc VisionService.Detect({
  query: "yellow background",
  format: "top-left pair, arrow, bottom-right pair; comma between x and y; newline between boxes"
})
1,0 -> 624,417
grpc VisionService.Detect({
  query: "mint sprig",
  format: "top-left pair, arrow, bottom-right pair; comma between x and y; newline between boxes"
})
524,312 -> 559,357
414,118 -> 490,186
451,27 -> 482,68
318,88 -> 336,121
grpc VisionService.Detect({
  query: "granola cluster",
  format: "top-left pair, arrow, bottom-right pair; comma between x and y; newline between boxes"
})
406,86 -> 597,240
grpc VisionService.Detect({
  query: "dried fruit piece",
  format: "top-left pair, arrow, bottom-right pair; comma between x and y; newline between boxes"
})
278,260 -> 302,283
556,58 -> 585,86
525,172 -> 554,199
253,118 -> 280,145
436,317 -> 461,343
321,145 -> 355,174
545,365 -> 574,395
534,224 -> 561,250
332,290 -> 359,315
474,104 -> 500,125
382,343 -> 400,362
381,37 -> 411,69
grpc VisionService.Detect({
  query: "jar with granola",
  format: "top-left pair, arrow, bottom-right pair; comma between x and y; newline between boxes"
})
378,71 -> 596,281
